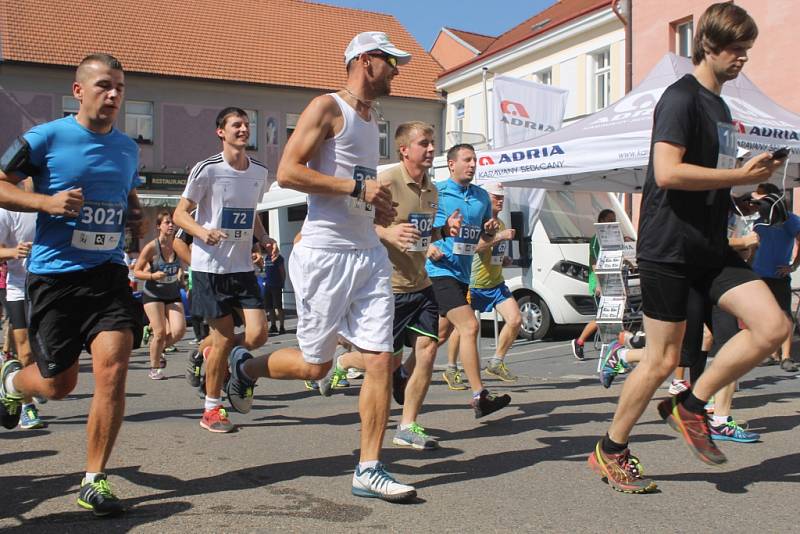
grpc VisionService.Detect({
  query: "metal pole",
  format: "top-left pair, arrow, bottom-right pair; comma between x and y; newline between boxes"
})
482,67 -> 490,148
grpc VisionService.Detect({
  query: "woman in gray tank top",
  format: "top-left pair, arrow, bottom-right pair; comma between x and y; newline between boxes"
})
133,211 -> 187,380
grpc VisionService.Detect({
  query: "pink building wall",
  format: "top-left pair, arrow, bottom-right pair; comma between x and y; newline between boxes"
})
631,0 -> 800,224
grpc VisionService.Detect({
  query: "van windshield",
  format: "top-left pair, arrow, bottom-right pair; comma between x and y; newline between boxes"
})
539,191 -> 631,243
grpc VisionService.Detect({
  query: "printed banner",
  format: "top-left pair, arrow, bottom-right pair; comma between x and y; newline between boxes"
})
493,75 -> 568,148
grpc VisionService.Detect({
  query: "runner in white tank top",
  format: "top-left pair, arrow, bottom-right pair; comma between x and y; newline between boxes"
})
224,32 -> 417,503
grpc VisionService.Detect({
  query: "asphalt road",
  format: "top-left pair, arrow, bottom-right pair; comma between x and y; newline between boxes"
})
2,320 -> 799,533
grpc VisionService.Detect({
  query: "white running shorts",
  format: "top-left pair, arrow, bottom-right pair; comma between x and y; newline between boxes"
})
289,243 -> 394,363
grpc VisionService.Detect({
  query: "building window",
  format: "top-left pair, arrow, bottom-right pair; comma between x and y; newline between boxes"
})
591,48 -> 611,111
378,121 -> 390,159
62,96 -> 79,117
125,101 -> 153,143
453,101 -> 465,133
286,113 -> 301,139
534,68 -> 552,85
675,20 -> 693,58
245,109 -> 258,150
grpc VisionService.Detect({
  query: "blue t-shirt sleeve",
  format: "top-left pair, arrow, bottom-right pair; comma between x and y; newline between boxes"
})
433,189 -> 447,227
787,214 -> 800,237
482,193 -> 492,223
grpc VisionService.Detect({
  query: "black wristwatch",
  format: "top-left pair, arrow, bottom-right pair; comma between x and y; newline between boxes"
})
350,179 -> 363,198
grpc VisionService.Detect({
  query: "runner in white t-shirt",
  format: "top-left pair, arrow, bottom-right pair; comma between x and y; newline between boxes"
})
224,32 -> 416,503
0,179 -> 39,429
173,107 -> 270,433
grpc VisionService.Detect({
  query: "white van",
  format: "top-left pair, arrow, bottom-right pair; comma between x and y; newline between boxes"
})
258,157 -> 637,339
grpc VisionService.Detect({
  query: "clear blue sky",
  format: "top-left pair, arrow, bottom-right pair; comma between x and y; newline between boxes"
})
312,0 -> 558,50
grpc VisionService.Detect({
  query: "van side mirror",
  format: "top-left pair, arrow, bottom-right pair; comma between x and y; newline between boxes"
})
510,210 -> 531,268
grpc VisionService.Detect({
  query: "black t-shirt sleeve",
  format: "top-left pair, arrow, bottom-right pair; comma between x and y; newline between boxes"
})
651,86 -> 696,149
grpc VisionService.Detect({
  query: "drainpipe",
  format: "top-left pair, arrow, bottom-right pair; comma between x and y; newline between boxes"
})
612,0 -> 634,216
482,67 -> 491,149
440,89 -> 448,155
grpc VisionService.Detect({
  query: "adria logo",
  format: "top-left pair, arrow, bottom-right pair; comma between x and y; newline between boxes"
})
477,145 -> 565,166
732,120 -> 746,134
500,100 -> 530,118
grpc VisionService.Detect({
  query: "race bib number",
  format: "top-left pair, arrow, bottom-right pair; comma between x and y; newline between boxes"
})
347,165 -> 377,217
161,263 -> 180,284
220,207 -> 255,242
490,240 -> 508,265
407,212 -> 433,252
71,200 -> 124,251
716,122 -> 738,170
453,224 -> 481,255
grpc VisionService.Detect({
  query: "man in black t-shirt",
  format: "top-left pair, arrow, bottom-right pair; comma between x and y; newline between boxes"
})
587,3 -> 789,494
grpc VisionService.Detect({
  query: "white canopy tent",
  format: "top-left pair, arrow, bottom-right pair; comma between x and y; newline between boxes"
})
475,53 -> 800,193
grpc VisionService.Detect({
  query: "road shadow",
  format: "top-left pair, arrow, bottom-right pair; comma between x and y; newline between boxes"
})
654,452 -> 800,493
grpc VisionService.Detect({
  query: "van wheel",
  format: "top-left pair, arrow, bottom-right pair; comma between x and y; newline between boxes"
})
517,293 -> 551,340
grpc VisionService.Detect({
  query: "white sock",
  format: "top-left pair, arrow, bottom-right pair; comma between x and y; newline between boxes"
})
4,370 -> 20,395
204,396 -> 222,411
712,415 -> 729,426
618,348 -> 629,363
358,460 -> 379,471
472,388 -> 485,399
399,422 -> 413,431
83,472 -> 101,483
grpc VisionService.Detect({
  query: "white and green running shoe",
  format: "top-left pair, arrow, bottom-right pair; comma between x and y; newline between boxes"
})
393,422 -> 439,450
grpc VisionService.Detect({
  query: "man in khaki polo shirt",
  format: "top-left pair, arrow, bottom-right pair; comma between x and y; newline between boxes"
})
328,121 -> 458,449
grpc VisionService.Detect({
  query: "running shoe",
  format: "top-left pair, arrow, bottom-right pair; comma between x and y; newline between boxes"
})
0,359 -> 23,429
186,349 -> 204,388
710,417 -> 760,443
19,404 -> 44,429
657,396 -> 727,465
148,368 -> 165,380
279,327 -> 287,335
226,346 -> 256,414
471,389 -> 511,419
571,339 -> 585,360
347,368 -> 364,380
142,325 -> 152,345
705,396 -> 715,414
392,422 -> 439,450
587,440 -> 656,494
77,474 -> 125,516
304,380 -> 320,390
200,406 -> 234,433
351,462 -> 417,503
442,368 -> 467,390
164,345 -> 177,353
780,359 -> 798,372
485,360 -> 517,382
269,325 -> 278,334
760,356 -> 779,366
392,366 -> 408,405
330,365 -> 348,390
334,376 -> 350,388
600,342 -> 630,389
668,379 -> 690,396
33,396 -> 47,405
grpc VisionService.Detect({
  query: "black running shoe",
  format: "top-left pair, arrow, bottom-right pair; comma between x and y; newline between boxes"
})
0,359 -> 23,430
186,350 -> 203,388
77,474 -> 125,516
392,366 -> 408,405
470,389 -> 511,418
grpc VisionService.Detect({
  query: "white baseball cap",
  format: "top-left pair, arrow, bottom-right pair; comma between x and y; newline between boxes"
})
344,31 -> 412,66
482,182 -> 505,196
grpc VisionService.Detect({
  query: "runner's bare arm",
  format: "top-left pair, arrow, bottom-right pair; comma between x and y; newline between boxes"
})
0,169 -> 82,215
127,189 -> 144,238
276,95 -> 354,196
277,96 -> 395,220
654,142 -> 785,190
173,238 -> 191,265
173,197 -> 227,245
132,241 -> 159,281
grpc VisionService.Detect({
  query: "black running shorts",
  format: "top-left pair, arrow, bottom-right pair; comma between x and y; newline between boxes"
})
762,276 -> 791,316
190,271 -> 263,319
430,276 -> 469,317
638,249 -> 760,323
393,286 -> 439,353
6,299 -> 27,330
27,262 -> 142,378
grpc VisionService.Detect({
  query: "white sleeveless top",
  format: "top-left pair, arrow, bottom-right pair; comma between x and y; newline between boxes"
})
301,93 -> 381,250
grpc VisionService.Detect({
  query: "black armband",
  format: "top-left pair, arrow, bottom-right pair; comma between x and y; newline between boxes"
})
0,137 -> 39,177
